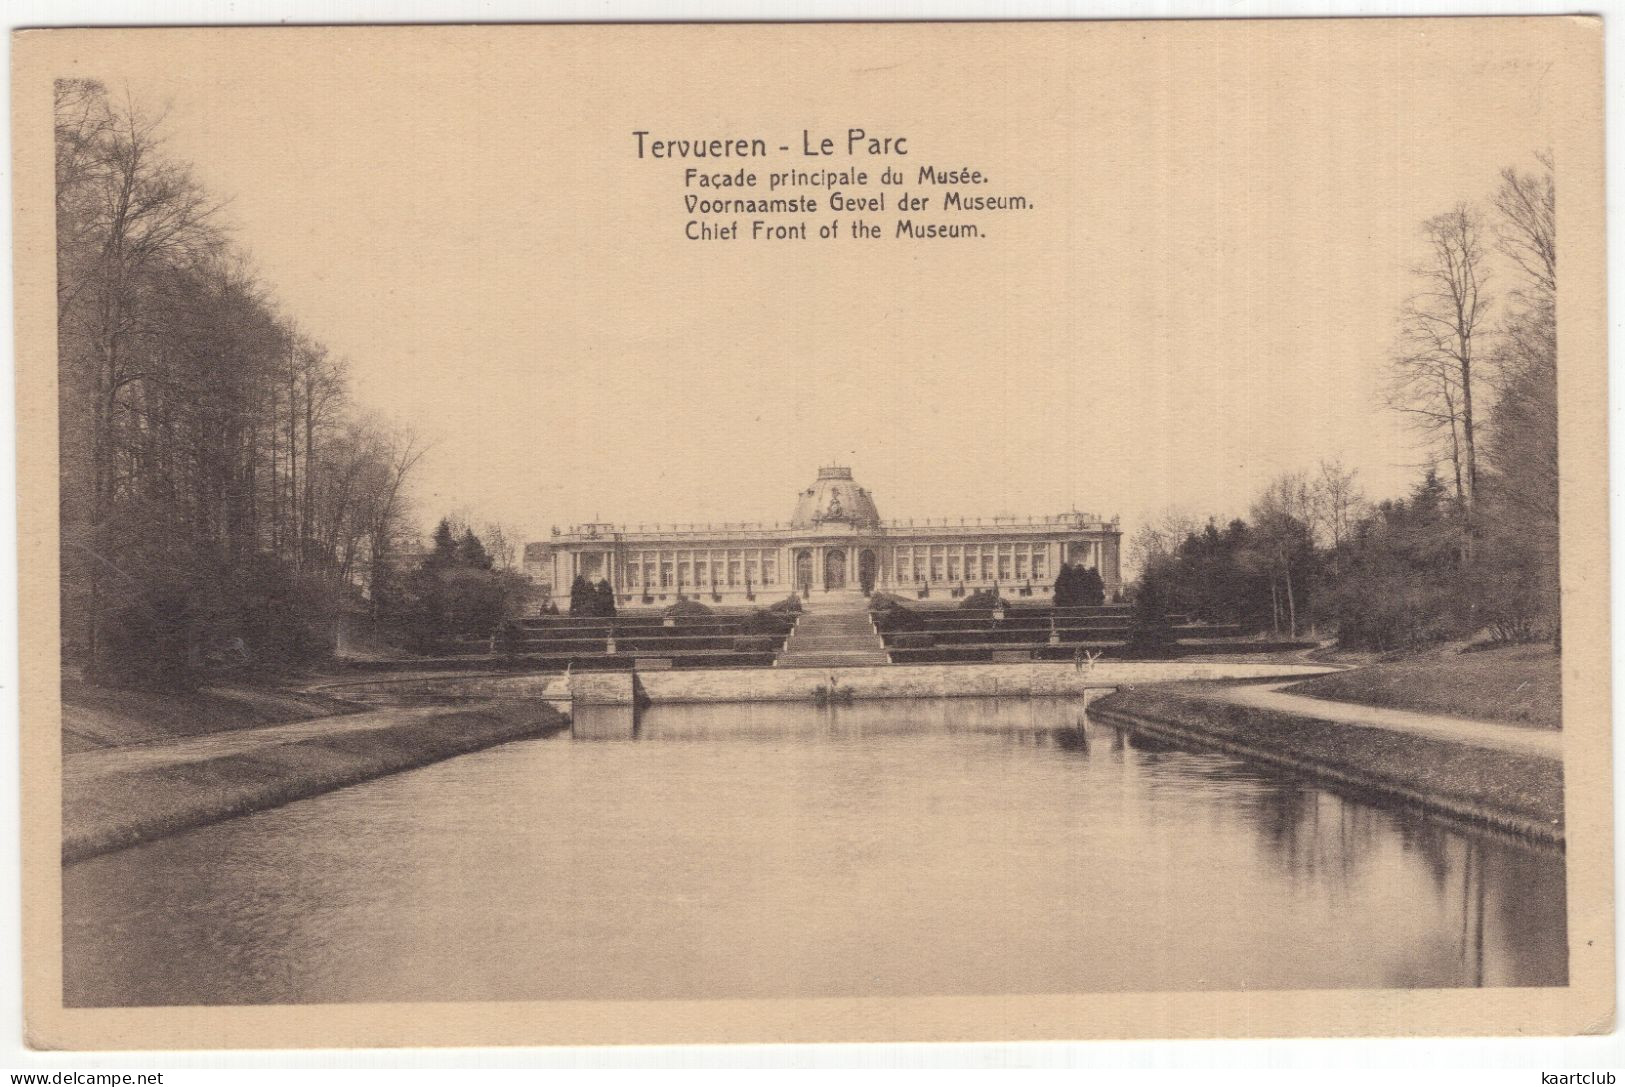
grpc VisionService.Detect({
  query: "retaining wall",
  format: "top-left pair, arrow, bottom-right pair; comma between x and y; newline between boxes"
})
1089,688 -> 1564,845
638,661 -> 1333,702
325,660 -> 1334,707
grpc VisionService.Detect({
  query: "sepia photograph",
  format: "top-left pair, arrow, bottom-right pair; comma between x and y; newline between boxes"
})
10,16 -> 1612,1049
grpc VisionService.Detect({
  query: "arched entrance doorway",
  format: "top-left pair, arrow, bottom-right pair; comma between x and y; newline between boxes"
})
794,550 -> 813,594
857,549 -> 877,594
824,548 -> 847,590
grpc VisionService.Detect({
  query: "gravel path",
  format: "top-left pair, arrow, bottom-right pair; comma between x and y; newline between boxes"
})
1205,682 -> 1562,761
64,706 -> 451,781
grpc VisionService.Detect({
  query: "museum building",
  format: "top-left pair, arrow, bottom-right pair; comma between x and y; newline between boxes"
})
523,467 -> 1123,606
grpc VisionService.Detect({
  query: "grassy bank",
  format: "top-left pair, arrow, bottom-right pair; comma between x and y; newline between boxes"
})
1089,684 -> 1563,844
62,674 -> 365,753
1282,643 -> 1561,729
64,702 -> 564,863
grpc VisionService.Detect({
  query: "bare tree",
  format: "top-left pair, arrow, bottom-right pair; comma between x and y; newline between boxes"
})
54,79 -> 117,320
1486,152 -> 1557,529
1249,473 -> 1315,639
1126,507 -> 1199,579
1493,150 -> 1556,299
479,522 -> 523,571
55,82 -> 431,677
1485,152 -> 1559,643
56,83 -> 223,670
1309,457 -> 1366,549
358,422 -> 429,613
1389,203 -> 1492,531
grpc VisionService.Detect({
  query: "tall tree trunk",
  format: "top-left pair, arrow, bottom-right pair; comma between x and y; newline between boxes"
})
87,335 -> 120,676
303,363 -> 315,572
1283,559 -> 1298,640
1445,395 -> 1465,509
286,344 -> 298,566
1457,325 -> 1479,564
1459,358 -> 1478,510
272,379 -> 284,556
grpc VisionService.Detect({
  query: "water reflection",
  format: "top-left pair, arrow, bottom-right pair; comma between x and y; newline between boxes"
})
63,695 -> 1567,1007
569,703 -> 638,742
630,694 -> 1098,749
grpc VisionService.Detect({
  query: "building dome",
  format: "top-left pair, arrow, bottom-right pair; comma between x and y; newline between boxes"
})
790,466 -> 881,529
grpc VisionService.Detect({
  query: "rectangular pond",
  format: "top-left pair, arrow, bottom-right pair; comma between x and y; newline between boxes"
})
63,695 -> 1567,1006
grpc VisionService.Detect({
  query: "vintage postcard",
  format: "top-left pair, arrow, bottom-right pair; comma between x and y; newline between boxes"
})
11,18 -> 1611,1049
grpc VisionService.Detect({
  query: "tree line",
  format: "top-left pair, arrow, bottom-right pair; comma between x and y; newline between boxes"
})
377,518 -> 533,653
1133,153 -> 1559,651
56,80 -> 427,685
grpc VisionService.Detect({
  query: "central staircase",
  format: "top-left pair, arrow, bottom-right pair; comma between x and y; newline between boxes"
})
775,592 -> 891,668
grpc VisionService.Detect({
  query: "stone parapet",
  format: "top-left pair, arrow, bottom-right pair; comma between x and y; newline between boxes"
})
326,661 -> 1336,707
637,661 -> 1333,703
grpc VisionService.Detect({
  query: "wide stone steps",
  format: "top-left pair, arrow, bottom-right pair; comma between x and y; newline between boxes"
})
777,650 -> 893,669
776,600 -> 891,669
793,624 -> 874,638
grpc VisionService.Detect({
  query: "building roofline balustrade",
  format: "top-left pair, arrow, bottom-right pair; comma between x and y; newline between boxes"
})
551,512 -> 1116,541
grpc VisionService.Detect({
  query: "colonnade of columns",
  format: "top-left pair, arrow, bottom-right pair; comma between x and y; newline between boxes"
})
558,534 -> 1119,599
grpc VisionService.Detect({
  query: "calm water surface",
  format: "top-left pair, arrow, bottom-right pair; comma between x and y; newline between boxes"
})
63,696 -> 1568,1006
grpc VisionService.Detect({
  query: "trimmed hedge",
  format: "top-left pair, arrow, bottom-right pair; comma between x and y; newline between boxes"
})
768,594 -> 803,615
873,601 -> 927,633
960,589 -> 1008,610
888,632 -> 935,650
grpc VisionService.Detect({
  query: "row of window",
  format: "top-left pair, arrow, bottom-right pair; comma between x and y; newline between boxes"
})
614,549 -> 780,589
889,543 -> 1062,584
586,542 -> 1105,589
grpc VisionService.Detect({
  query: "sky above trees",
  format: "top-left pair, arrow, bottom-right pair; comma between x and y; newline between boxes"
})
79,23 -> 1568,544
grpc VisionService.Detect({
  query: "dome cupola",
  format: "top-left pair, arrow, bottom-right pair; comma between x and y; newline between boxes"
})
791,466 -> 881,529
